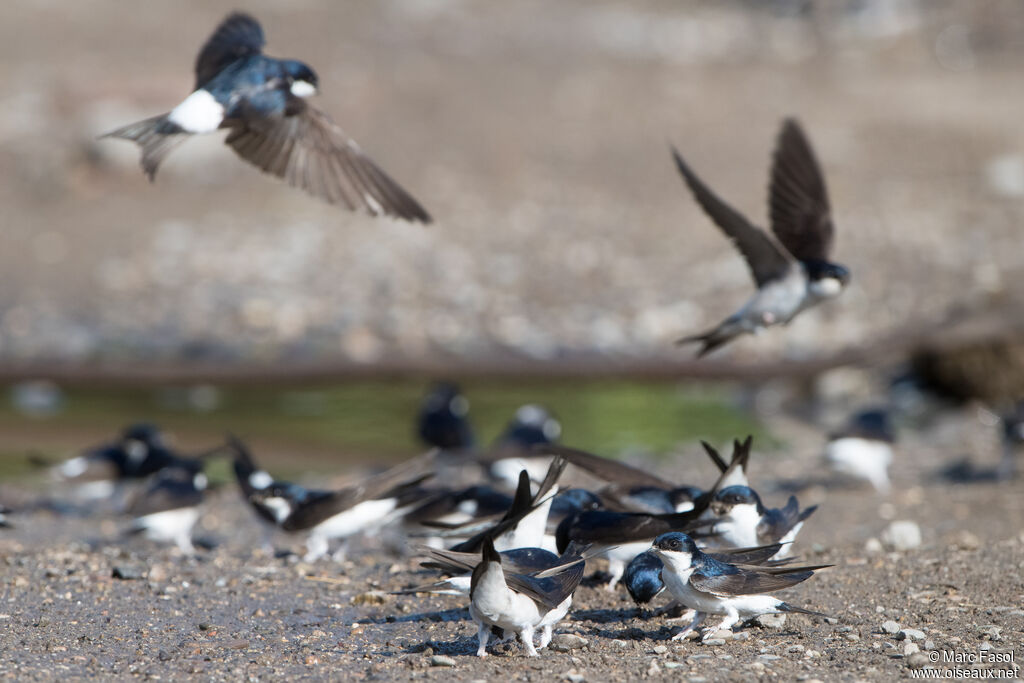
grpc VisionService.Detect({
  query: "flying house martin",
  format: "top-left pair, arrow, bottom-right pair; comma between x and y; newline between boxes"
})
102,12 -> 431,222
674,119 -> 849,356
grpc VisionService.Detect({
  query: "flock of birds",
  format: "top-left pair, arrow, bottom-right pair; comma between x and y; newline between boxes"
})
6,9 -> 1016,661
27,379 -> 920,657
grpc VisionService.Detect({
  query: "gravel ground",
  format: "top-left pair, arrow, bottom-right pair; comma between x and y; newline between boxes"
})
3,1 -> 1024,364
1,408 -> 1022,681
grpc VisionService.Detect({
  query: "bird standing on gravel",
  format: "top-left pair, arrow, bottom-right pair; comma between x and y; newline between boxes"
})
674,119 -> 849,356
102,12 -> 431,222
651,532 -> 828,641
468,537 -> 586,657
702,485 -> 817,559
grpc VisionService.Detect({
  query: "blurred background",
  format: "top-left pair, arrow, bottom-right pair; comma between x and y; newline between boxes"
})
1,0 -> 1023,476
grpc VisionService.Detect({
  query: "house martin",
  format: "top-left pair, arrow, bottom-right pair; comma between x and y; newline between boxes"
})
651,532 -> 828,640
704,485 -> 817,558
484,405 -> 562,492
101,12 -> 431,222
125,456 -> 208,554
417,382 -> 475,452
468,537 -> 587,656
674,119 -> 849,356
623,543 -> 792,607
247,451 -> 435,562
824,408 -> 895,493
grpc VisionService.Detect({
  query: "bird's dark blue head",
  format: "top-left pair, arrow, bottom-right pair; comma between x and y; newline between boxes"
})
804,259 -> 850,288
710,485 -> 763,516
848,408 -> 895,443
498,404 -> 561,448
281,59 -> 318,97
624,551 -> 664,604
551,488 -> 602,517
652,532 -> 700,555
417,381 -> 474,450
121,423 -> 165,447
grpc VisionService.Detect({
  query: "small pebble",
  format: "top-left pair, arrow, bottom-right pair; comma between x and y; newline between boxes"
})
565,672 -> 585,683
610,639 -> 630,648
924,640 -> 935,651
111,566 -> 143,580
663,662 -> 681,670
787,645 -> 805,654
758,654 -> 781,662
430,655 -> 456,667
755,613 -> 786,628
899,628 -> 926,641
906,653 -> 931,669
652,645 -> 668,655
978,625 -> 1002,641
551,634 -> 588,652
881,620 -> 901,634
844,633 -> 860,642
702,639 -> 726,647
731,632 -> 750,642
904,642 -> 920,656
882,520 -> 922,551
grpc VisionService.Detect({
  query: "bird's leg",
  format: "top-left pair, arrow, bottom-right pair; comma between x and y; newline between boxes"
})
330,539 -> 350,563
520,626 -> 539,657
605,558 -> 625,590
176,531 -> 195,555
537,625 -> 553,650
671,611 -> 705,640
303,534 -> 328,562
476,621 -> 490,657
705,606 -> 740,638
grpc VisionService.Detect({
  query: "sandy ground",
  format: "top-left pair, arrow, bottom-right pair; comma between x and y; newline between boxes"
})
0,407 -> 1022,681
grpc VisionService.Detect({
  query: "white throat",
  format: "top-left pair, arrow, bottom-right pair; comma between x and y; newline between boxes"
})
290,80 -> 317,98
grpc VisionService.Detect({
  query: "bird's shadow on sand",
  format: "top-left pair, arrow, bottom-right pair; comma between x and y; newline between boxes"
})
359,606 -> 469,625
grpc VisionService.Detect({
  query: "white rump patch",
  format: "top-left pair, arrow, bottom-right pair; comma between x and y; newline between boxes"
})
810,277 -> 843,299
290,80 -> 317,98
59,456 -> 88,479
248,471 -> 274,490
168,89 -> 225,134
261,497 -> 293,524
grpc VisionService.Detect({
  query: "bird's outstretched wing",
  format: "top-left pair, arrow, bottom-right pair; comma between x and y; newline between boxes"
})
672,147 -> 791,287
690,565 -> 816,597
224,105 -> 432,222
195,12 -> 266,89
768,118 -> 834,262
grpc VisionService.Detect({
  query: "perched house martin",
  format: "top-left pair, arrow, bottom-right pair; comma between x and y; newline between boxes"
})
824,408 -> 895,493
125,457 -> 208,554
703,485 -> 817,558
468,537 -> 587,657
651,532 -> 828,640
102,12 -> 431,222
623,543 -> 791,608
437,457 -> 567,554
417,382 -> 475,452
54,423 -> 184,506
247,452 -> 435,562
553,438 -> 754,588
674,119 -> 849,356
485,405 -> 563,492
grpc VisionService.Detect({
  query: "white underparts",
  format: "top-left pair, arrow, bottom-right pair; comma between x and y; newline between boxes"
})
168,89 -> 225,134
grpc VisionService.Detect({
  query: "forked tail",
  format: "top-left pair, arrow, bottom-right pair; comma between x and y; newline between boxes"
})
100,115 -> 186,181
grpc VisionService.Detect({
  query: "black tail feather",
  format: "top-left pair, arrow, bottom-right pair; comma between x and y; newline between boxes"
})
101,115 -> 186,180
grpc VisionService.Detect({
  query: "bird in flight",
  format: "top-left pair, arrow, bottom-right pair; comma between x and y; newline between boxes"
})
102,12 -> 431,222
674,119 -> 848,356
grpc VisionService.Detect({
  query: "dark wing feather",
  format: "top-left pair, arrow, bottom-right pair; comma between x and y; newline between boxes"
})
690,566 -> 815,596
672,147 -> 791,287
224,105 -> 431,222
537,444 -> 674,490
564,510 -> 706,546
195,13 -> 265,89
768,119 -> 834,262
708,543 -> 784,565
504,563 -> 585,611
